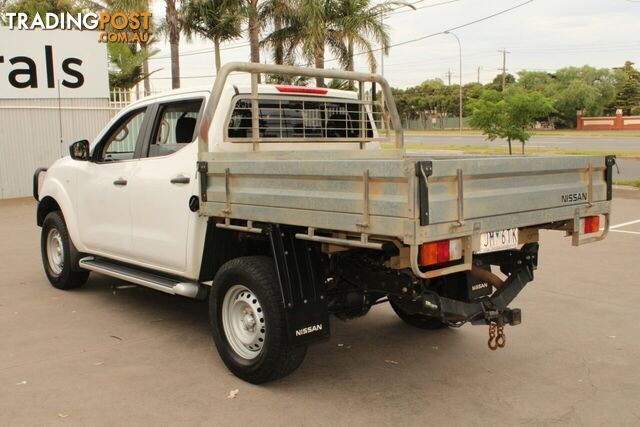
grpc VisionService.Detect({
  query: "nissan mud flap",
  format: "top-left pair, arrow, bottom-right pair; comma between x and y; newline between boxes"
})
410,243 -> 538,350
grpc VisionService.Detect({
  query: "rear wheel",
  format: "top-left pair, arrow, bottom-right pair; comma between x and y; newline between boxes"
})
41,211 -> 89,289
210,256 -> 307,384
389,300 -> 448,330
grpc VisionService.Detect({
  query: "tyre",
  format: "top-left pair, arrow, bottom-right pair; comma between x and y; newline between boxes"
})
389,300 -> 448,330
210,256 -> 307,384
41,211 -> 89,290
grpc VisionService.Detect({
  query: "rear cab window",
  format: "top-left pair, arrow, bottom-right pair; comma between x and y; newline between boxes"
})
226,96 -> 374,141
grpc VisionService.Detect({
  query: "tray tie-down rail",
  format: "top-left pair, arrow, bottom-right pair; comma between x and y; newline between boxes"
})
402,243 -> 539,330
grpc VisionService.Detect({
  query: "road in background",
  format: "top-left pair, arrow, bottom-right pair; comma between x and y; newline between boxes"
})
405,134 -> 640,180
405,134 -> 640,151
1,194 -> 639,425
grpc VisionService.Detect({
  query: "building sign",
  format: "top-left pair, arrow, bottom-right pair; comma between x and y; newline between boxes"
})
0,28 -> 109,99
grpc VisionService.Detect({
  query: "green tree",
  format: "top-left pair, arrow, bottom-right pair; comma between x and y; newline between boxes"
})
554,80 -> 603,126
164,0 -> 181,88
486,73 -> 515,91
108,42 -> 158,90
2,0 -> 83,23
264,0 -> 343,87
468,88 -> 555,155
260,0 -> 291,65
181,0 -> 243,72
517,71 -> 554,92
613,61 -> 640,115
88,0 -> 158,94
332,0 -> 413,76
552,66 -> 617,125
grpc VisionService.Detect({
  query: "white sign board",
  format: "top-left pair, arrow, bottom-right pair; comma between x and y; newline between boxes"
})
0,28 -> 109,99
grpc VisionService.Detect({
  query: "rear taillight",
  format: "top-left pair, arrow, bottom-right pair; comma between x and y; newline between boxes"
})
584,216 -> 600,234
420,239 -> 462,266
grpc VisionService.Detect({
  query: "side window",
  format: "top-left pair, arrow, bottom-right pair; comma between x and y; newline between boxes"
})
97,108 -> 147,162
146,99 -> 202,158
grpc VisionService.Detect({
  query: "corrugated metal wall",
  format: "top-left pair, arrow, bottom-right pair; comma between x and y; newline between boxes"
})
0,98 -> 118,199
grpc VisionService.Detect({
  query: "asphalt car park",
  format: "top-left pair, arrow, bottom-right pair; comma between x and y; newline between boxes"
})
1,191 -> 639,426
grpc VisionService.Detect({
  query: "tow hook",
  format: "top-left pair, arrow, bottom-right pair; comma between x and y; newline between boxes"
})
485,308 -> 521,351
488,322 -> 506,350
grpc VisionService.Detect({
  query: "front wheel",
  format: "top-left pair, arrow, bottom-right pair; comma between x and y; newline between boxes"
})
209,256 -> 307,384
41,211 -> 89,290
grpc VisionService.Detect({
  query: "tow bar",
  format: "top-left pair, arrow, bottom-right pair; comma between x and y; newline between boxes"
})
419,243 -> 539,350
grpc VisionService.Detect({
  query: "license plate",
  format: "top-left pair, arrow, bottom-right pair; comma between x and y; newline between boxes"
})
477,228 -> 519,253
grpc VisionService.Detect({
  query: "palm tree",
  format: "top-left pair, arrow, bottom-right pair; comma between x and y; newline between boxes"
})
247,0 -> 260,67
108,42 -> 159,90
87,0 -> 158,94
264,0 -> 411,87
260,0 -> 293,65
333,0 -> 413,75
181,0 -> 243,72
165,0 -> 181,88
264,0 -> 345,87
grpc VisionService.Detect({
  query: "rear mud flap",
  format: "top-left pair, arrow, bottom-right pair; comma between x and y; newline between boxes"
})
266,224 -> 330,345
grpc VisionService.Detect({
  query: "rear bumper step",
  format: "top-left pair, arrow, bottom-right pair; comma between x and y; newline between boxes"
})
79,257 -> 206,299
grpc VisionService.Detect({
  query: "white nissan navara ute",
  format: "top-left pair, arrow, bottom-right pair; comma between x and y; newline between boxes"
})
34,63 -> 614,383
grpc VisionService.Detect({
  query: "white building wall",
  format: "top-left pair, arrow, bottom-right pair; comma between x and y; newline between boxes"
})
0,98 -> 119,199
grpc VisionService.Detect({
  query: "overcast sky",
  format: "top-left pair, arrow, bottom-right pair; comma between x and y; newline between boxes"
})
146,0 -> 640,91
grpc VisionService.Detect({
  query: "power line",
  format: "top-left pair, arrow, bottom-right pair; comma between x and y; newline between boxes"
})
387,0 -> 460,16
508,41 -> 640,51
325,0 -> 534,63
149,41 -> 251,60
150,0 -> 535,80
149,0 -> 459,61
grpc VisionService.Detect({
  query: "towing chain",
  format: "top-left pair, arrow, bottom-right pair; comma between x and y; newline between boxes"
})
488,322 -> 506,351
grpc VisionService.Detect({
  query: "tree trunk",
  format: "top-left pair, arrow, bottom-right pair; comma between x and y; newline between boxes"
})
521,141 -> 525,155
507,137 -> 512,155
347,37 -> 354,89
214,37 -> 222,72
166,0 -> 180,89
142,53 -> 150,96
274,11 -> 283,65
248,0 -> 261,82
314,39 -> 325,87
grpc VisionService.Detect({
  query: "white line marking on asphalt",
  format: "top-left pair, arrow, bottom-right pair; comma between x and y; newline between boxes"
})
611,229 -> 640,235
610,219 -> 640,230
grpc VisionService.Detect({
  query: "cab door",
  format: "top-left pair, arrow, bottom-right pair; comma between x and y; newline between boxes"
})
127,98 -> 204,275
75,107 -> 152,259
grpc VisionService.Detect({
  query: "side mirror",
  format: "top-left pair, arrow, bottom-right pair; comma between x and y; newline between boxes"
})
69,140 -> 90,161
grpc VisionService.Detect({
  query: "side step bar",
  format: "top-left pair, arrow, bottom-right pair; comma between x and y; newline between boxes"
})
79,257 -> 206,299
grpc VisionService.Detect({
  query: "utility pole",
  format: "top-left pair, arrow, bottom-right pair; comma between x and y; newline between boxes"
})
447,69 -> 452,86
499,48 -> 510,90
444,30 -> 463,133
477,66 -> 481,84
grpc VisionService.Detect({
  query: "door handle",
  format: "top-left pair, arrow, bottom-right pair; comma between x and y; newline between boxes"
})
113,178 -> 128,186
170,175 -> 190,184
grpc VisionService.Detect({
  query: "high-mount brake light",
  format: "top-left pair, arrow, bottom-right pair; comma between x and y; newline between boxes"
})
584,216 -> 600,234
420,239 -> 463,267
275,85 -> 329,95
